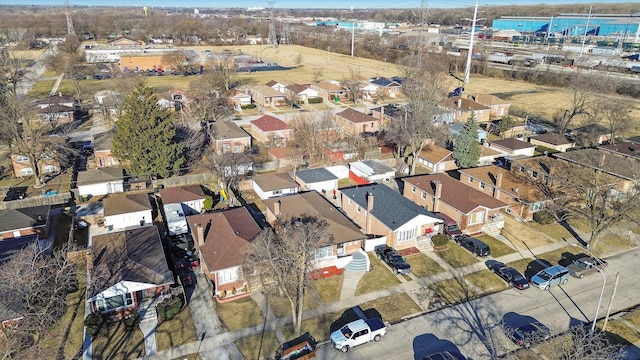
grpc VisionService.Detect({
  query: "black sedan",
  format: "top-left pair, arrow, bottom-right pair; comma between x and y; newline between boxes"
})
486,261 -> 529,290
505,321 -> 551,348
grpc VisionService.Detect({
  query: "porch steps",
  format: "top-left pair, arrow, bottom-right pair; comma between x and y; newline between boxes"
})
416,237 -> 434,253
483,221 -> 501,237
344,250 -> 369,272
139,299 -> 158,323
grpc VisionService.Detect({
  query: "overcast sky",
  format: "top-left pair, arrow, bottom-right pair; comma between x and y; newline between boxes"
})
0,0 -> 627,10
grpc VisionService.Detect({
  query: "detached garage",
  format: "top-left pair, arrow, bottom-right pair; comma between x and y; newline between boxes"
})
77,167 -> 124,197
295,168 -> 339,193
349,160 -> 396,183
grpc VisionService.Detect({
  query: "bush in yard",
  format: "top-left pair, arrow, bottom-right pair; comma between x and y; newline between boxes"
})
123,309 -> 140,330
432,234 -> 449,248
241,104 -> 256,109
533,210 -> 555,225
308,97 -> 323,104
157,296 -> 184,321
85,311 -> 111,338
203,195 -> 213,211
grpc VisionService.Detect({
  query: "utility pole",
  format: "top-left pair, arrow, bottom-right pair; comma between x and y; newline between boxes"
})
327,46 -> 330,64
351,22 -> 355,57
602,272 -> 620,332
579,4 -> 593,57
462,1 -> 485,84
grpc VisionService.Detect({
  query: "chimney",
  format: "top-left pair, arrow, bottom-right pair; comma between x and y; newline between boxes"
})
379,104 -> 384,122
494,172 -> 503,199
434,181 -> 442,199
457,98 -> 462,108
366,192 -> 374,234
432,180 -> 442,212
195,223 -> 205,248
367,192 -> 374,212
274,200 -> 281,216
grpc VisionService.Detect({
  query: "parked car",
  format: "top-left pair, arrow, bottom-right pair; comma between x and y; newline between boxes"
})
566,256 -> 608,279
434,212 -> 463,239
504,321 -> 551,348
374,244 -> 412,275
524,259 -> 552,280
422,350 -> 466,360
456,235 -> 490,257
486,260 -> 529,290
530,265 -> 570,290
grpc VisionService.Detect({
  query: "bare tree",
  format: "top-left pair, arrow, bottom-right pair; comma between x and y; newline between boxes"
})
555,324 -> 625,360
342,67 -> 365,104
386,53 -> 448,175
162,50 -> 188,72
204,145 -> 252,203
245,216 -> 332,336
289,111 -> 334,162
312,68 -> 324,83
555,72 -> 611,134
596,98 -> 632,144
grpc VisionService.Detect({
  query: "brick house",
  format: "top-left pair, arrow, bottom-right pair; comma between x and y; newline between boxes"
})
311,80 -> 348,101
285,84 -> 319,104
33,94 -> 76,124
246,85 -> 288,108
250,115 -> 294,147
187,207 -> 262,302
334,108 -> 381,136
441,97 -> 491,123
416,145 -> 457,173
529,133 -> 576,152
402,174 -> 508,234
92,131 -> 121,168
212,121 -> 252,154
486,137 -> 537,157
466,94 -> 510,119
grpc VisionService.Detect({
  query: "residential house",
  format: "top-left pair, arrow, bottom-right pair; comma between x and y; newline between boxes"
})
441,97 -> 491,123
247,85 -> 288,108
94,90 -> 122,116
268,147 -> 296,169
88,225 -> 173,315
159,185 -> 206,215
103,193 -> 153,230
295,168 -> 339,193
402,174 -> 509,235
285,84 -> 319,104
0,205 -> 51,260
212,121 -> 252,154
250,115 -> 294,147
335,108 -> 381,136
252,173 -> 300,199
266,80 -> 287,93
187,207 -> 262,302
339,184 -> 443,251
76,167 -> 125,197
370,103 -> 454,129
449,122 -> 488,144
466,94 -> 510,119
33,94 -> 76,124
264,191 -> 366,268
478,146 -> 503,166
416,145 -> 457,173
311,80 -> 348,102
367,77 -> 402,98
92,131 -> 121,168
486,137 -> 536,157
349,160 -> 396,183
571,123 -> 613,146
228,90 -> 252,110
529,133 -> 576,152
553,148 -> 640,192
11,147 -> 63,179
458,164 -> 559,221
598,141 -> 640,161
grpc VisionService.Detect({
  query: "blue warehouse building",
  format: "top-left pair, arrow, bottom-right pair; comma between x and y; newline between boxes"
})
492,13 -> 640,38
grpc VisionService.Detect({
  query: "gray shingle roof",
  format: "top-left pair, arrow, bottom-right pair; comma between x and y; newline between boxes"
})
0,205 -> 50,233
340,184 -> 441,230
76,167 -> 124,187
296,168 -> 338,183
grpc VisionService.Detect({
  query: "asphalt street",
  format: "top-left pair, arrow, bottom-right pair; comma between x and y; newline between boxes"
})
314,248 -> 640,360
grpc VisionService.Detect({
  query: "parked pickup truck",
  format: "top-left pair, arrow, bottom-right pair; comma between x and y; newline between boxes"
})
330,309 -> 386,353
374,244 -> 412,275
566,256 -> 608,278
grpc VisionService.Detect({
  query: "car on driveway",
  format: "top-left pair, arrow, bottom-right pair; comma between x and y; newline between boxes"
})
530,265 -> 569,290
504,321 -> 551,348
456,235 -> 490,257
374,244 -> 412,275
485,260 -> 529,290
566,256 -> 608,279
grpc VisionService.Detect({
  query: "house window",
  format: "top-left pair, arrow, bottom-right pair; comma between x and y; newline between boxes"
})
312,245 -> 333,260
519,167 -> 524,173
97,293 -> 134,312
479,182 -> 485,189
219,266 -> 242,285
356,205 -> 361,213
469,210 -> 485,225
412,186 -> 416,193
348,198 -> 352,205
20,168 -> 34,176
421,191 -> 426,199
468,178 -> 473,184
15,155 -> 28,163
272,190 -> 282,195
530,202 -> 544,213
44,165 -> 58,174
397,228 -> 416,242
531,171 -> 538,179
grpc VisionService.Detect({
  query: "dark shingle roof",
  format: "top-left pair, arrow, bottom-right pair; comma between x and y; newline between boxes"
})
490,137 -> 536,151
336,108 -> 378,124
340,184 -> 441,231
295,168 -> 338,184
214,121 -> 251,140
0,205 -> 50,233
530,133 -> 574,146
103,193 -> 151,216
160,185 -> 206,205
554,148 -> 640,181
598,141 -> 640,160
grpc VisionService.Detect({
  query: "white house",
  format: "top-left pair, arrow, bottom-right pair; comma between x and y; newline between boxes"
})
294,167 -> 339,193
349,160 -> 396,183
76,167 -> 124,197
159,185 -> 206,215
252,173 -> 299,200
103,193 -> 153,230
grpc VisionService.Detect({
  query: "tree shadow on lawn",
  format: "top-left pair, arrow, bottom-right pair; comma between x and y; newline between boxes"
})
559,220 -> 588,247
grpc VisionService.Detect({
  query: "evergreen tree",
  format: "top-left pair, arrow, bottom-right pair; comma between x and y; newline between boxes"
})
112,83 -> 184,178
453,113 -> 481,168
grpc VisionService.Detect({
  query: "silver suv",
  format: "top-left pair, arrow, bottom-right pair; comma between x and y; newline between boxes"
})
530,265 -> 569,290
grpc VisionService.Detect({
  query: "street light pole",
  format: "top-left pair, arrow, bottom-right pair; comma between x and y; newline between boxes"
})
589,268 -> 606,339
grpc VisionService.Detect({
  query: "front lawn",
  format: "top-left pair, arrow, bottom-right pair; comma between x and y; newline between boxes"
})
266,290 -> 318,319
593,233 -> 636,257
310,274 -> 343,304
155,305 -> 198,351
280,311 -> 343,343
92,321 -> 145,360
535,246 -> 582,265
436,244 -> 480,269
622,307 -> 640,328
597,320 -> 640,346
428,278 -> 478,305
215,296 -> 265,331
464,269 -> 510,294
235,331 -> 280,360
475,235 -> 516,258
405,253 -> 445,278
359,293 -> 421,324
354,253 -> 401,296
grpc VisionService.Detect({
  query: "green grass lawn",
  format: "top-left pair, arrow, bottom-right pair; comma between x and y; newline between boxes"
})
310,274 -> 343,304
92,321 -> 145,360
215,296 -> 265,331
354,253 -> 401,296
266,290 -> 318,319
506,258 -> 534,275
475,235 -> 516,258
428,278 -> 478,305
359,293 -> 421,323
405,253 -> 445,278
235,331 -> 281,360
155,305 -> 198,351
280,311 -> 343,343
464,269 -> 510,293
436,244 -> 481,269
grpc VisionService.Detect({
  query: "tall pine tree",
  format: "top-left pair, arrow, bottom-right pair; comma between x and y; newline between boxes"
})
112,83 -> 184,178
452,113 -> 481,168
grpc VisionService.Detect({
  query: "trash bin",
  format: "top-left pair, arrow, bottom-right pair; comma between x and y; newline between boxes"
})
107,225 -> 113,231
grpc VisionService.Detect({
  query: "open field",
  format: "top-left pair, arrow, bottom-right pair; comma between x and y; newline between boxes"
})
8,49 -> 46,59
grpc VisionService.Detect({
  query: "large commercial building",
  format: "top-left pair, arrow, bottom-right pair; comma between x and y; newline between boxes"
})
492,13 -> 640,38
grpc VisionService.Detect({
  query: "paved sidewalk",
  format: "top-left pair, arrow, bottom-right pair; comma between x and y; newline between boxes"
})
139,300 -> 158,356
